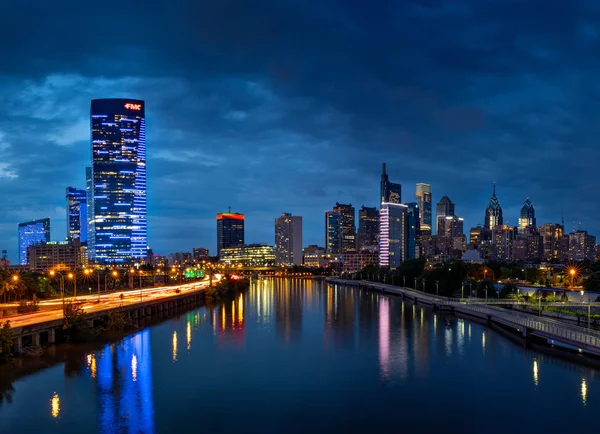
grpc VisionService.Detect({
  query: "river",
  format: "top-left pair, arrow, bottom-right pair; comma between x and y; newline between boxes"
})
0,278 -> 597,433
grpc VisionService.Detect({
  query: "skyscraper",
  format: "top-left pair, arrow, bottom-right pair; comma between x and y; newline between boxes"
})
325,210 -> 343,254
415,183 -> 432,235
216,213 -> 245,256
379,202 -> 408,268
85,167 -> 94,247
380,163 -> 401,204
66,187 -> 87,242
333,202 -> 356,252
518,198 -> 536,230
275,213 -> 303,266
90,98 -> 147,264
539,223 -> 563,261
357,206 -> 379,251
435,195 -> 455,235
18,218 -> 50,265
405,202 -> 420,259
484,183 -> 503,230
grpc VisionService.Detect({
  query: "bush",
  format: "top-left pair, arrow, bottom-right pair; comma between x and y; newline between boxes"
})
0,321 -> 13,362
16,295 -> 40,314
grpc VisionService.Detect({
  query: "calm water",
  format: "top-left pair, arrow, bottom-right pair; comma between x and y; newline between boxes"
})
0,278 -> 598,433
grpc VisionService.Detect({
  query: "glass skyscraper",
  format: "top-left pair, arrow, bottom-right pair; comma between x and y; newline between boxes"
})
380,163 -> 401,205
415,183 -> 432,235
18,218 -> 50,265
66,187 -> 87,242
405,202 -> 420,259
518,198 -> 536,230
90,99 -> 147,264
333,202 -> 356,252
484,183 -> 503,230
325,210 -> 343,254
379,202 -> 407,268
216,213 -> 245,256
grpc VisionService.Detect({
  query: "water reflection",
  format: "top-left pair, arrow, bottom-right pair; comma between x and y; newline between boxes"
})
378,297 -> 390,378
172,331 -> 178,362
582,378 -> 587,406
96,330 -> 155,434
50,392 -> 60,419
533,360 -> 539,387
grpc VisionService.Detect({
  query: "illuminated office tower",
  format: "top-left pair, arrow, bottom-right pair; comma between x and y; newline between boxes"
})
357,206 -> 379,251
66,187 -> 87,242
435,195 -> 455,235
518,198 -> 536,230
380,163 -> 401,204
275,213 -> 303,266
90,99 -> 147,264
216,212 -> 245,256
415,183 -> 432,235
405,202 -> 420,259
333,202 -> 356,252
379,202 -> 407,268
85,167 -> 94,250
325,210 -> 343,254
484,183 -> 503,230
18,218 -> 50,265
539,223 -> 563,261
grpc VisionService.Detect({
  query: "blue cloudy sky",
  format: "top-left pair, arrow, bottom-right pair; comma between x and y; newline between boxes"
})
0,0 -> 599,261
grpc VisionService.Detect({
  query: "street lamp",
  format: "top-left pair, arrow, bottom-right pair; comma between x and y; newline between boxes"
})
49,270 -> 65,311
569,268 -> 576,289
436,280 -> 439,296
403,276 -> 406,287
84,268 -> 101,301
67,272 -> 77,299
105,270 -> 118,292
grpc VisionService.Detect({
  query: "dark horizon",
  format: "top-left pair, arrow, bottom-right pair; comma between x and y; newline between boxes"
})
0,0 -> 599,261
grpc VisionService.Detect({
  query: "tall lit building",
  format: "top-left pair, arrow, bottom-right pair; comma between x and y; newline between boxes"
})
18,218 -> 50,265
325,210 -> 342,254
492,225 -> 514,261
380,163 -> 401,204
275,213 -> 303,266
379,202 -> 408,268
357,206 -> 379,251
569,230 -> 596,262
415,183 -> 432,235
66,187 -> 87,242
89,98 -> 147,264
539,223 -> 564,261
484,183 -> 503,230
405,202 -> 420,259
333,203 -> 356,252
519,198 -> 536,230
435,195 -> 455,235
216,212 -> 245,256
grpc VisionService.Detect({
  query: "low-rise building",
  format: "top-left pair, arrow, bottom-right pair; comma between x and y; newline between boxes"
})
27,240 -> 83,272
219,244 -> 275,267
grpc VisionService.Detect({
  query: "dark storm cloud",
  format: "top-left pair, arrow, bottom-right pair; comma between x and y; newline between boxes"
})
0,0 -> 599,259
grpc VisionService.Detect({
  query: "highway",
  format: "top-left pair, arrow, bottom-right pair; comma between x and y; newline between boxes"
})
1,277 -> 216,329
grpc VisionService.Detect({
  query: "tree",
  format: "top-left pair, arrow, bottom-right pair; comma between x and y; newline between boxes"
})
0,321 -> 13,362
500,283 -> 518,298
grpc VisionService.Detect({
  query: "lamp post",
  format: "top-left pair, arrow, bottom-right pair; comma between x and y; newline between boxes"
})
422,279 -> 426,293
67,272 -> 77,300
436,280 -> 439,296
461,282 -> 464,300
84,268 -> 101,301
403,276 -> 406,288
570,268 -> 576,289
105,270 -> 118,292
49,271 -> 65,311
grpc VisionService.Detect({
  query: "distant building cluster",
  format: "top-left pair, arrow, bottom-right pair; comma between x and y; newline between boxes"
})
4,100 -> 598,275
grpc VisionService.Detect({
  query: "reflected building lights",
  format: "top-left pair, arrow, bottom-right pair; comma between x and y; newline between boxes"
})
131,354 -> 138,382
172,331 -> 178,362
87,353 -> 97,378
533,360 -> 539,386
51,392 -> 60,419
468,324 -> 471,341
378,297 -> 390,379
482,331 -> 486,355
581,378 -> 587,406
433,314 -> 437,332
187,321 -> 191,350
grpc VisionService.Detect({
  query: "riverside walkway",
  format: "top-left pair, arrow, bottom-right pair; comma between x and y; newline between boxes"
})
329,278 -> 600,358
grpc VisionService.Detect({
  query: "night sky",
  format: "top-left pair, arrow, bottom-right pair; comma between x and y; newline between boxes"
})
0,0 -> 599,262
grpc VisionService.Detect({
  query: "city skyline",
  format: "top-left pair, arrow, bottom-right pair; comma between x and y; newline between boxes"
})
1,1 -> 599,261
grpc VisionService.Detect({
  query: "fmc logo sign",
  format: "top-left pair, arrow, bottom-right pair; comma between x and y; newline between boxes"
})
124,103 -> 142,111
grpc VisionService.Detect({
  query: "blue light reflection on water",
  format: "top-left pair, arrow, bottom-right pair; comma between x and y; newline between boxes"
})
0,278 -> 598,434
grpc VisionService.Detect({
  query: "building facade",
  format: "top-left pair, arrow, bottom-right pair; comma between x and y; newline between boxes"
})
569,230 -> 596,262
415,183 -> 432,235
405,202 -> 420,259
219,244 -> 275,267
342,251 -> 378,273
217,213 -> 245,257
435,195 -> 455,235
192,248 -> 209,261
66,187 -> 87,242
539,223 -> 564,261
380,163 -> 401,204
27,240 -> 83,272
518,198 -> 536,230
274,213 -> 303,266
89,98 -> 147,264
492,225 -> 514,261
18,218 -> 50,265
484,183 -> 503,230
333,203 -> 356,252
357,206 -> 379,251
379,202 -> 407,269
325,210 -> 343,254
